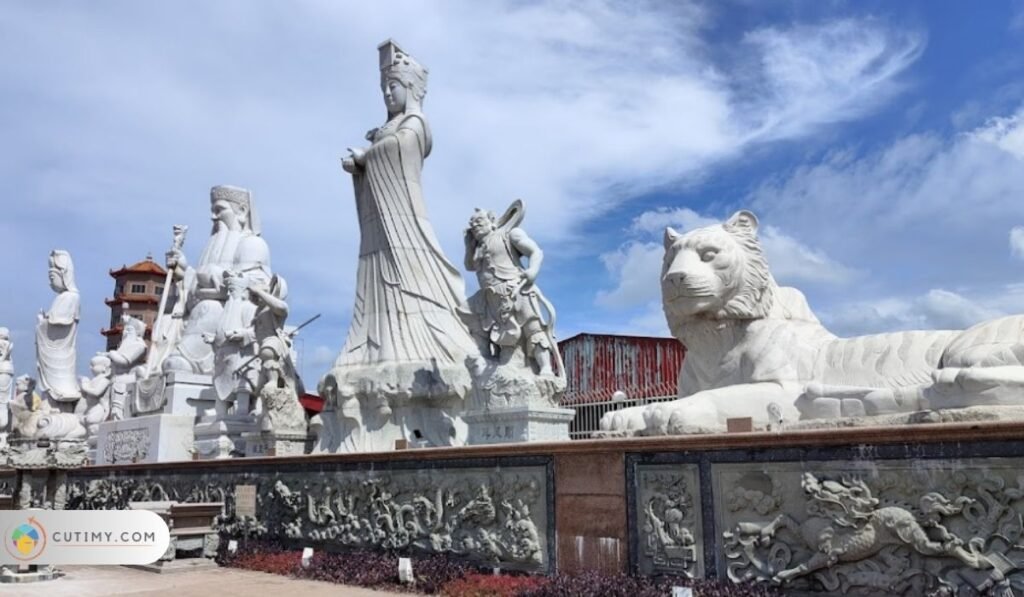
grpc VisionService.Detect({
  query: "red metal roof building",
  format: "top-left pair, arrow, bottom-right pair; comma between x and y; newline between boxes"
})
101,255 -> 167,350
558,333 -> 686,406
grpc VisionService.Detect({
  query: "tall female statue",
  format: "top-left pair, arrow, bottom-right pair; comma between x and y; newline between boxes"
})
36,250 -> 81,407
322,40 -> 479,452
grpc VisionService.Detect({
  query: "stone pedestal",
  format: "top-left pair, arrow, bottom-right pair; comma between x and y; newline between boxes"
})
242,430 -> 314,457
95,414 -> 195,464
192,399 -> 256,460
465,355 -> 573,445
161,372 -> 216,418
466,406 -> 575,444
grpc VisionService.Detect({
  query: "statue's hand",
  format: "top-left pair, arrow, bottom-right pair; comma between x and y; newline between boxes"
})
341,157 -> 357,174
201,332 -> 215,345
165,249 -> 185,269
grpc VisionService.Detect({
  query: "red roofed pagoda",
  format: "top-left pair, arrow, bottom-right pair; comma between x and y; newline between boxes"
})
101,255 -> 167,350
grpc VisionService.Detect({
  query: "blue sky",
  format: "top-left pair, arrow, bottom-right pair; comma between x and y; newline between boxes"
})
2,0 -> 1024,386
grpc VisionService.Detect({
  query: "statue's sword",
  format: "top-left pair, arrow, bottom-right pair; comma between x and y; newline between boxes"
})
233,313 -> 322,378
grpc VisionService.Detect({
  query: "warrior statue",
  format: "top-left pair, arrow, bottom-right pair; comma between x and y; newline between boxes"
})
249,274 -> 306,434
461,200 -> 561,377
36,249 -> 81,407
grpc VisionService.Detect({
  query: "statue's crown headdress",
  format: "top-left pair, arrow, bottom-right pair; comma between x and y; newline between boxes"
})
378,39 -> 428,98
210,185 -> 261,234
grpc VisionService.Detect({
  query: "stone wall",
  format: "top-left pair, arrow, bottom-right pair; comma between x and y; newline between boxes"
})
54,421 -> 1024,593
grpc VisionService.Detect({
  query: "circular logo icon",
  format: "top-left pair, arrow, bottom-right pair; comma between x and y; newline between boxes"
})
6,518 -> 46,561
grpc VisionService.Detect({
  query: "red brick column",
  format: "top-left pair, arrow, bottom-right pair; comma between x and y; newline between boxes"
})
554,451 -> 627,574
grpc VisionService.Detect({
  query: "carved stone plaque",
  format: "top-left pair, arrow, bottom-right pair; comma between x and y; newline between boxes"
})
234,484 -> 257,518
67,464 -> 551,571
635,464 -> 702,578
713,460 -> 1024,595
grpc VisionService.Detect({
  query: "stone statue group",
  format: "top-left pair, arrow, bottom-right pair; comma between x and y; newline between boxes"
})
0,39 -> 568,459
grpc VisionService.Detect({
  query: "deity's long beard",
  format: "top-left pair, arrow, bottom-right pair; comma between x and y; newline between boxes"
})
200,227 -> 243,268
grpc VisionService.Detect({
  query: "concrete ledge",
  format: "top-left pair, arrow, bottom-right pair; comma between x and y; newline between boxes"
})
125,558 -> 218,574
64,419 -> 1024,473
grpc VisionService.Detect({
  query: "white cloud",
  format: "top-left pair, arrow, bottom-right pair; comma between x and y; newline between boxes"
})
737,19 -> 925,141
760,226 -> 859,285
1012,226 -> 1024,260
629,207 -> 719,236
0,2 -> 925,378
595,241 -> 664,309
821,287 -> 1024,337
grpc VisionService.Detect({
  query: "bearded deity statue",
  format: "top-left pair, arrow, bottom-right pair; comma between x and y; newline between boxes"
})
163,185 -> 271,375
318,40 -> 480,453
36,250 -> 81,408
134,186 -> 271,413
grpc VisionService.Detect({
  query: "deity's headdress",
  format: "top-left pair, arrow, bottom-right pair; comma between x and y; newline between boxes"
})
210,185 -> 261,235
49,249 -> 78,292
379,39 -> 428,103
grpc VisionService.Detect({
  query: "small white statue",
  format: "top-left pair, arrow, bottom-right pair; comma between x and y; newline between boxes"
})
249,274 -> 300,394
0,327 -> 13,431
36,250 -> 82,405
80,354 -> 113,435
10,376 -> 46,439
208,271 -> 258,402
107,312 -> 146,420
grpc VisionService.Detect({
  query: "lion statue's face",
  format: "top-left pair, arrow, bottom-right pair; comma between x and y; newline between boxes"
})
661,210 -> 774,323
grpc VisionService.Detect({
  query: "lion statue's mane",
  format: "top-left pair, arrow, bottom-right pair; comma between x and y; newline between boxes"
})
601,210 -> 1024,435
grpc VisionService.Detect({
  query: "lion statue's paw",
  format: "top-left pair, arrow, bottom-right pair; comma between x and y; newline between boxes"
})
599,405 -> 647,433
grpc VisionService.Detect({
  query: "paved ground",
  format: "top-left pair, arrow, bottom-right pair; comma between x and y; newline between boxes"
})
0,565 -> 415,596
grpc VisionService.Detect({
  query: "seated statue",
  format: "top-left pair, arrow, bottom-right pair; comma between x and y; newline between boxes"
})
161,186 -> 270,376
10,376 -> 45,439
601,210 -> 1024,435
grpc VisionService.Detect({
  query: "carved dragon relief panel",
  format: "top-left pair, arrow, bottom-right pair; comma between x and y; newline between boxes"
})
635,464 -> 702,578
714,461 -> 1024,596
66,465 -> 550,570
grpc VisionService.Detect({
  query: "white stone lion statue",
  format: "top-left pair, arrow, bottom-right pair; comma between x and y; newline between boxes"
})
601,210 -> 1024,435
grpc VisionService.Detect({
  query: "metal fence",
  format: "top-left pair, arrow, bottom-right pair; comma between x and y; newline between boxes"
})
567,395 -> 676,440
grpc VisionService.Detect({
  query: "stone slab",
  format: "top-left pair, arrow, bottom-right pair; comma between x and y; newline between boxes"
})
555,452 -> 624,497
125,558 -> 218,574
67,459 -> 554,572
95,414 -> 194,464
465,406 -> 574,445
